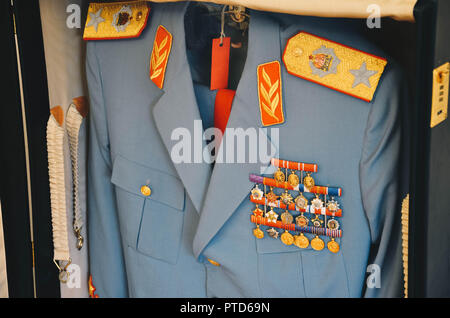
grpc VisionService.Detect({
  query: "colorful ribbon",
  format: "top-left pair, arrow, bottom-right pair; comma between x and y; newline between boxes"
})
251,215 -> 342,238
249,174 -> 342,197
271,158 -> 318,172
250,196 -> 342,217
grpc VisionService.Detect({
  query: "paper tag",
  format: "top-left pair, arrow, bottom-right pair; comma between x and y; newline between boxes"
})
210,37 -> 231,90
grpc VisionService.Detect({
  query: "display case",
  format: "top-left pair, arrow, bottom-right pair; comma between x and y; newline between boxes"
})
0,0 -> 449,298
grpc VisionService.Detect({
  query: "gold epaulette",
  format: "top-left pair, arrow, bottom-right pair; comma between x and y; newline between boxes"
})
83,1 -> 150,41
283,32 -> 387,102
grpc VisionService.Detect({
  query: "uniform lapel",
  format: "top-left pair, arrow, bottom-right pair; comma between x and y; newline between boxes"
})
151,3 -> 212,214
193,12 -> 282,258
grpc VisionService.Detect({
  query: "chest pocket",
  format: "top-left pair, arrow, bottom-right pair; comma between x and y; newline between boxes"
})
111,155 -> 185,265
256,231 -> 350,297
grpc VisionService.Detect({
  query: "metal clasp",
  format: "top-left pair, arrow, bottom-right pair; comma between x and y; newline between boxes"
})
54,258 -> 72,284
74,228 -> 84,251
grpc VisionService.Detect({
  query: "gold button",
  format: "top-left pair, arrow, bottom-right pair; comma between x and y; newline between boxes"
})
140,185 -> 151,197
207,259 -> 220,267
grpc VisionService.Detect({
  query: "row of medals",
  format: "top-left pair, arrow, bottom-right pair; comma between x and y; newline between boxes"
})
251,168 -> 341,253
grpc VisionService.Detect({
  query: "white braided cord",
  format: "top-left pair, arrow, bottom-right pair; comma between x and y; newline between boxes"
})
66,105 -> 84,233
46,115 -> 70,261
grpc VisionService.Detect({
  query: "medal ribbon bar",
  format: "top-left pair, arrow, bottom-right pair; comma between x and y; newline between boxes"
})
251,216 -> 342,238
249,174 -> 342,197
271,158 -> 318,172
250,196 -> 342,217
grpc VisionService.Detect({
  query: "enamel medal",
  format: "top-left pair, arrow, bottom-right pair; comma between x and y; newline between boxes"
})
266,187 -> 278,203
326,197 -> 340,213
296,213 -> 309,227
327,218 -> 340,230
326,197 -> 340,230
280,191 -> 293,205
251,185 -> 264,200
295,193 -> 308,210
266,208 -> 279,223
281,210 -> 294,224
311,215 -> 324,227
311,194 -> 324,210
311,196 -> 324,227
252,205 -> 264,217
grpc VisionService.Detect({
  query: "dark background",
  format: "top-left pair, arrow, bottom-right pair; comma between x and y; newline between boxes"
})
0,0 -> 449,298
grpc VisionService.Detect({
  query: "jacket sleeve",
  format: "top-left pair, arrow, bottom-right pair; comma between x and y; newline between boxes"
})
360,64 -> 408,298
86,42 -> 128,297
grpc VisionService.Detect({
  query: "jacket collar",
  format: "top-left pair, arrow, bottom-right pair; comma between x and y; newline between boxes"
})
150,4 -> 282,256
192,10 -> 282,258
151,3 -> 213,214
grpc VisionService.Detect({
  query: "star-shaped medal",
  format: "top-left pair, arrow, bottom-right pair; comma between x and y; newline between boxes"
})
326,199 -> 340,213
266,209 -> 279,223
349,62 -> 378,88
252,207 -> 264,217
311,196 -> 324,210
267,228 -> 279,239
280,191 -> 293,205
251,185 -> 264,200
87,8 -> 105,32
266,191 -> 278,203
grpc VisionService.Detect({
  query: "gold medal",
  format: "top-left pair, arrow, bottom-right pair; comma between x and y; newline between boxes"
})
311,236 -> 325,251
294,233 -> 309,248
303,173 -> 315,189
274,168 -> 285,183
327,238 -> 340,253
253,226 -> 264,239
281,231 -> 294,245
288,171 -> 300,187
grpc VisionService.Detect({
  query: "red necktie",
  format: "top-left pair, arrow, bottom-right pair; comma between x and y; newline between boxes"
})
214,88 -> 236,136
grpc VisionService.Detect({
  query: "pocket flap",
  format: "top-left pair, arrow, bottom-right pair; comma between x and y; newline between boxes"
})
111,155 -> 185,211
256,232 -> 303,254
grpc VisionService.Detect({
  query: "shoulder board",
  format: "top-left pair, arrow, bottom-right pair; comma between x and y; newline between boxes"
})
83,1 -> 150,41
283,31 -> 387,102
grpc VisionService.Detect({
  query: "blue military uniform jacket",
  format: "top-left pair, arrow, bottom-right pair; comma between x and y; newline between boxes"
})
86,2 -> 406,297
